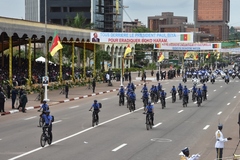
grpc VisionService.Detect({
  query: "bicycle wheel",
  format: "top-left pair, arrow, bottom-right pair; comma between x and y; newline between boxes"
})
146,120 -> 149,130
39,116 -> 44,127
40,133 -> 46,147
47,132 -> 52,145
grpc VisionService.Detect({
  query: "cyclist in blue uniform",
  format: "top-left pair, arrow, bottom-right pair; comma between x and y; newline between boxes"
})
38,100 -> 49,118
128,90 -> 136,110
170,85 -> 176,95
183,86 -> 190,103
89,100 -> 100,123
144,101 -> 154,125
42,110 -> 53,140
142,90 -> 149,107
196,88 -> 202,103
141,84 -> 148,93
202,83 -> 207,100
118,85 -> 125,104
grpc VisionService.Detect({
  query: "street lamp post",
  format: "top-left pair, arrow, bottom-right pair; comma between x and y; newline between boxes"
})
44,0 -> 49,101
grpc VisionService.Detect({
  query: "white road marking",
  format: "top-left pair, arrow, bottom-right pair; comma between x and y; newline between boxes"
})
234,96 -> 236,98
24,116 -> 36,120
220,86 -> 223,88
153,122 -> 162,128
239,91 -> 240,93
52,120 -> 62,124
112,143 -> 127,152
9,107 -> 144,160
217,112 -> 222,115
101,98 -> 108,101
227,103 -> 230,105
178,110 -> 183,113
70,106 -> 80,109
214,90 -> 216,92
203,125 -> 210,130
0,139 -> 2,140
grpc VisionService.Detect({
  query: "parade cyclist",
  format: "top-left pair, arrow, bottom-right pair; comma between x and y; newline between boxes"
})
144,101 -> 154,126
89,100 -> 100,123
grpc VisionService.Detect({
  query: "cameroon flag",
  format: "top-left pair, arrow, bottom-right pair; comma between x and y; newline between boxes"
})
158,53 -> 164,62
124,44 -> 132,58
49,31 -> 63,56
180,34 -> 191,41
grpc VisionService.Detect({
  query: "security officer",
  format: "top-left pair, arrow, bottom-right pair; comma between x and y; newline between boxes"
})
215,124 -> 232,160
179,147 -> 200,160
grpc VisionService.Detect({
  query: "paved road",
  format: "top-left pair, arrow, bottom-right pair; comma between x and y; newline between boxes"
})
0,75 -> 240,160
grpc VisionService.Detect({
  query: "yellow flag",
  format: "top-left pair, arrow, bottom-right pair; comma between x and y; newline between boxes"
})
158,53 -> 164,62
124,44 -> 132,58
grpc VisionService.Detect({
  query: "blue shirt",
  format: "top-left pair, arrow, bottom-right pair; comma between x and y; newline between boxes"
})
129,92 -> 136,100
183,88 -> 189,95
202,85 -> 207,91
42,114 -> 52,125
161,91 -> 166,98
157,84 -> 162,91
92,103 -> 100,110
142,92 -> 149,98
192,87 -> 197,92
146,105 -> 154,113
178,85 -> 183,90
197,90 -> 202,96
141,86 -> 148,92
171,87 -> 176,93
40,103 -> 49,112
119,88 -> 125,94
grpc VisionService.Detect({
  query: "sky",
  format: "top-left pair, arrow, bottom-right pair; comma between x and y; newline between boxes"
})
0,0 -> 239,27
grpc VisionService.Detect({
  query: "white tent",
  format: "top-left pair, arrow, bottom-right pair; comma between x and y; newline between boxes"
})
35,56 -> 53,64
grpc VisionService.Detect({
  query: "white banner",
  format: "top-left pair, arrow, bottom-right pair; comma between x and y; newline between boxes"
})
154,43 -> 222,50
90,32 -> 193,43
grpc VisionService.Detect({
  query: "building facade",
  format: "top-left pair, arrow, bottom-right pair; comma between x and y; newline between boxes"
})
25,0 -> 39,22
123,19 -> 145,32
194,0 -> 230,41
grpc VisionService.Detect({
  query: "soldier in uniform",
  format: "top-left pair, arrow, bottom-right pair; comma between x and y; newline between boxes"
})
179,147 -> 200,160
215,124 -> 232,160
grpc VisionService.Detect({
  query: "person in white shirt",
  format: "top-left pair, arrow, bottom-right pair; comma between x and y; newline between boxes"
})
215,124 -> 232,160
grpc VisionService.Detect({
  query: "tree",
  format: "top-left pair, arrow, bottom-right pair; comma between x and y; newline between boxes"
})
96,50 -> 111,71
65,13 -> 94,29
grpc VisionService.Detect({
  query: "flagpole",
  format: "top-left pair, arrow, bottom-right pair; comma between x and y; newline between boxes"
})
44,0 -> 49,101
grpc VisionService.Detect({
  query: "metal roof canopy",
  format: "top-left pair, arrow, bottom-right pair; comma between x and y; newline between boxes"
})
0,16 -> 96,52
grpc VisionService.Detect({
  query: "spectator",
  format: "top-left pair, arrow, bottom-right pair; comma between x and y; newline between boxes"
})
92,78 -> 96,93
128,72 -> 131,83
11,87 -> 18,109
156,71 -> 160,81
7,84 -> 11,99
20,91 -> 28,113
65,82 -> 69,98
0,88 -> 6,113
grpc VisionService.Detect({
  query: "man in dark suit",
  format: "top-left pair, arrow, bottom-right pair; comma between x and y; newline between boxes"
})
43,77 -> 48,85
92,32 -> 100,42
65,82 -> 69,98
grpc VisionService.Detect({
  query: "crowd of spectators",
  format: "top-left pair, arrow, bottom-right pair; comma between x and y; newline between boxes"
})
0,57 -> 82,87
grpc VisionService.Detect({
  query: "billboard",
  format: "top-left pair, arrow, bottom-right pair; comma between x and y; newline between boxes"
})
154,43 -> 222,50
90,32 -> 193,43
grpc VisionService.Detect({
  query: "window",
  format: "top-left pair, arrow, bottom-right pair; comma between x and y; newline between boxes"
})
50,7 -> 61,12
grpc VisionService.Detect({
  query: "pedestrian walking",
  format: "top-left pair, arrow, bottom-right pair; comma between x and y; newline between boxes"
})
65,82 -> 69,98
20,91 -> 28,113
156,71 -> 160,81
92,78 -> 96,93
215,124 -> 232,160
0,88 -> 6,113
11,87 -> 18,109
128,72 -> 132,83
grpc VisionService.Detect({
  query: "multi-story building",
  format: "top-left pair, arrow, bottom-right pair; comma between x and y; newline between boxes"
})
25,0 -> 39,22
148,12 -> 188,32
194,0 -> 230,41
123,19 -> 145,32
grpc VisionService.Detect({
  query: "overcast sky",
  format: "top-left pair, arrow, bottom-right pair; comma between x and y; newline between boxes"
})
0,0 -> 239,27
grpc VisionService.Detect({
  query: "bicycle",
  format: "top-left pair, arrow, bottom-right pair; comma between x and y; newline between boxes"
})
202,90 -> 207,101
40,126 -> 52,147
89,109 -> 99,127
128,100 -> 134,112
171,92 -> 176,103
144,112 -> 153,130
183,96 -> 188,108
197,96 -> 202,107
118,94 -> 124,106
178,90 -> 182,100
161,97 -> 166,109
59,87 -> 65,94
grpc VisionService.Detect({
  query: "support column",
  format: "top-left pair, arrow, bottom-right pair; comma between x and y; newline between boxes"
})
9,36 -> 13,86
28,38 -> 32,87
1,36 -> 4,68
93,43 -> 96,77
83,42 -> 86,78
72,42 -> 75,81
59,49 -> 63,83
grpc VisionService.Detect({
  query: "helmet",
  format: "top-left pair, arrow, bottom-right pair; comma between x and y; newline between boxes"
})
184,85 -> 187,88
43,100 -> 47,103
179,83 -> 181,85
152,85 -> 154,87
148,101 -> 151,105
144,84 -> 146,86
94,100 -> 97,103
173,85 -> 175,87
218,124 -> 223,130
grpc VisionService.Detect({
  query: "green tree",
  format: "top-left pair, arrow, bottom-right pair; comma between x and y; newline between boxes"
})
96,50 -> 111,71
65,13 -> 94,29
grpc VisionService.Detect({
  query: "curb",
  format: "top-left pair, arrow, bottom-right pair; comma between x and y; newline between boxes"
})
0,83 -> 146,116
